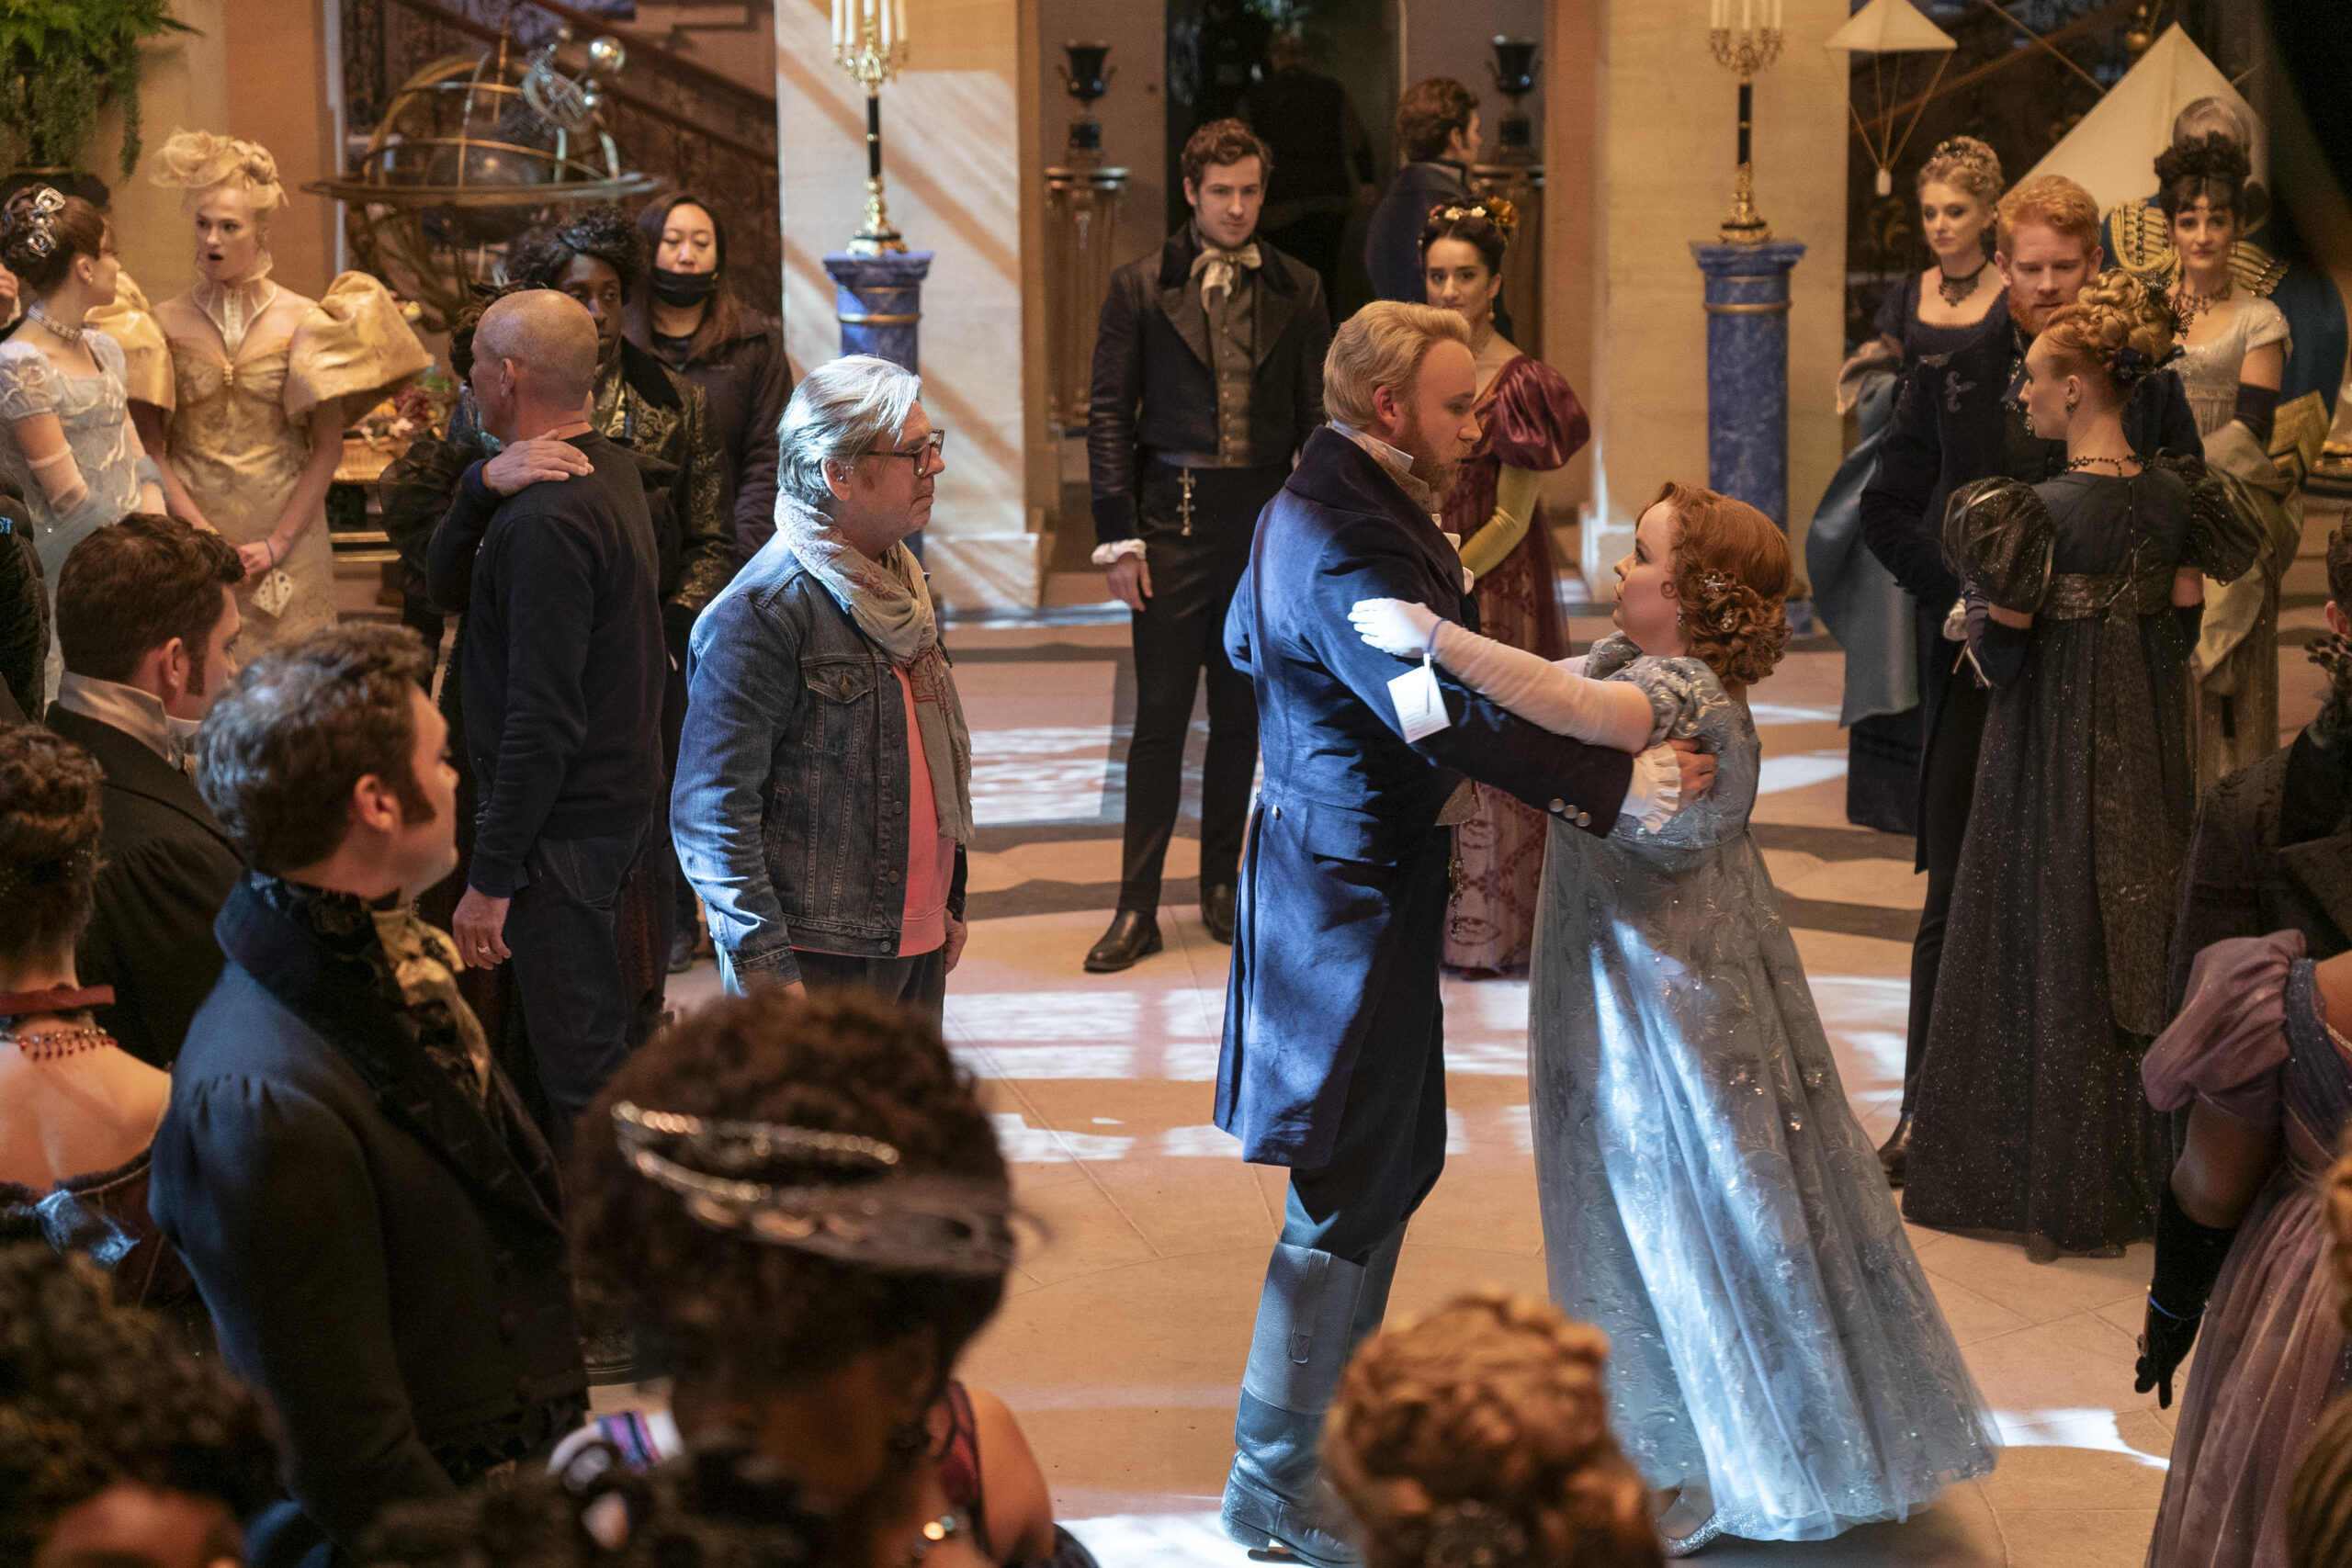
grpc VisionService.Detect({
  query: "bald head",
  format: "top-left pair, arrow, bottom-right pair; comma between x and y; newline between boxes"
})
472,289 -> 598,439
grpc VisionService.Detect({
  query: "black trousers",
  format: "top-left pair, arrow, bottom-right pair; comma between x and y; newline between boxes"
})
1902,656 -> 1990,1117
1117,462 -> 1289,914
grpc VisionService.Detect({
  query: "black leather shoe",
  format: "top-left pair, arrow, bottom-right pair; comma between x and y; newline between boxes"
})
1085,909 -> 1162,973
1203,883 -> 1238,944
1877,1113 -> 1913,1189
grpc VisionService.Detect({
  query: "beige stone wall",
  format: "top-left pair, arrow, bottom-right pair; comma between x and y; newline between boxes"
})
87,0 -> 227,303
1548,0 -> 1848,598
775,0 -> 1047,610
1035,0 -> 1166,275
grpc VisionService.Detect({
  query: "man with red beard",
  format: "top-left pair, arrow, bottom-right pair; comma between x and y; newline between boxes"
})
1860,175 -> 2201,1184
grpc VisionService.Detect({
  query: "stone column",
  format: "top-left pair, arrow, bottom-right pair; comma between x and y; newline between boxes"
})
825,251 -> 936,372
1690,241 -> 1805,526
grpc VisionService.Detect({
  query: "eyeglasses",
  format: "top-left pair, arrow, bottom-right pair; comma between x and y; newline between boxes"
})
864,430 -> 946,474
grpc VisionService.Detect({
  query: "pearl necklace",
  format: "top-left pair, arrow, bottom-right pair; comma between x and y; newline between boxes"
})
24,301 -> 85,346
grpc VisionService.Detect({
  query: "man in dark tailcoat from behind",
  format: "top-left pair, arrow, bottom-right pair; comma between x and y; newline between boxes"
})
1215,301 -> 1713,1564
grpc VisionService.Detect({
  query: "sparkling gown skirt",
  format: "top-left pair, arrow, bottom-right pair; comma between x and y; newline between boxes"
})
1530,820 -> 1998,1541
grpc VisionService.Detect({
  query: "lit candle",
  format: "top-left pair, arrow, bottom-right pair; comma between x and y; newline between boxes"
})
831,0 -> 844,48
1741,0 -> 1752,30
1770,0 -> 1781,28
879,0 -> 892,48
893,0 -> 908,48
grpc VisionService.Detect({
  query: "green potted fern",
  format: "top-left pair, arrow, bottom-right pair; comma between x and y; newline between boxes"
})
0,0 -> 196,185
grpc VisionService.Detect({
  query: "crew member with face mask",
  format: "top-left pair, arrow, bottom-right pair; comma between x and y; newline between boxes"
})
625,193 -> 796,562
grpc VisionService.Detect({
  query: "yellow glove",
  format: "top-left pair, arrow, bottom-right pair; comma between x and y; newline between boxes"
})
1460,465 -> 1544,580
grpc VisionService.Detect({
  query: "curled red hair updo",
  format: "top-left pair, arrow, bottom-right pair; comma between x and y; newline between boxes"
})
1653,481 -> 1792,688
1324,1291 -> 1661,1568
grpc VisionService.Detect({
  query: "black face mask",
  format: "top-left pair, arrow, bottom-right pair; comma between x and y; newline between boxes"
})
651,265 -> 721,308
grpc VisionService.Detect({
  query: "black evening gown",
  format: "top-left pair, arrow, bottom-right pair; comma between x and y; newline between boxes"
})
1903,464 -> 2258,1257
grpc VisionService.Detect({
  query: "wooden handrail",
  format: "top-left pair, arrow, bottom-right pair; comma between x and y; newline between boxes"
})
506,0 -> 776,114
377,0 -> 776,165
1852,0 -> 2141,141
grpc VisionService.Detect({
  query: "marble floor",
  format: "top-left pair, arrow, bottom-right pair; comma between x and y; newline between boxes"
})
588,504 -> 2346,1567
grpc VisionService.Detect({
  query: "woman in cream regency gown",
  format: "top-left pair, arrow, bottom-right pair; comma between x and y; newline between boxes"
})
97,131 -> 427,650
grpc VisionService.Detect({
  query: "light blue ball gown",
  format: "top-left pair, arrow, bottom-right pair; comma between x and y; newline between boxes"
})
1476,628 -> 2000,1540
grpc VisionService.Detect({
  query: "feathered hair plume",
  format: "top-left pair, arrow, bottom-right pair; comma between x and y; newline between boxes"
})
150,130 -> 285,217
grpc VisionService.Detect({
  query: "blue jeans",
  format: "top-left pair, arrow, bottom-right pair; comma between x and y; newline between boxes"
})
506,819 -> 662,1146
793,945 -> 948,1028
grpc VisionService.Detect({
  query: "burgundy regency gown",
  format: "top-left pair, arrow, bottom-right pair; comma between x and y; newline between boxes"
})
1440,349 -> 1589,973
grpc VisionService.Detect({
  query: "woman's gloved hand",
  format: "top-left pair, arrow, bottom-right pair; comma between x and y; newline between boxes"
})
1350,597 -> 1441,658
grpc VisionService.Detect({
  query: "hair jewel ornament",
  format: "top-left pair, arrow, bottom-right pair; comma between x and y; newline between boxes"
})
0,840 -> 97,908
2109,340 -> 2185,387
612,1100 -> 1017,1276
1424,1499 -> 1528,1568
6,186 -> 66,259
1437,197 -> 1518,235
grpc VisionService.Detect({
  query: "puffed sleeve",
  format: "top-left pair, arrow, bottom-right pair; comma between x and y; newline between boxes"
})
1485,355 -> 1589,472
2143,931 -> 2301,1128
2245,297 -> 2291,358
287,271 -> 432,423
85,268 -> 173,410
1939,475 -> 2053,613
1579,632 -> 1707,746
0,342 -> 62,420
2159,453 -> 2263,584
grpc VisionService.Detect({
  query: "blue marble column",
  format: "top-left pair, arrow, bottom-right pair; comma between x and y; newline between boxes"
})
823,251 -> 935,372
1690,242 -> 1805,527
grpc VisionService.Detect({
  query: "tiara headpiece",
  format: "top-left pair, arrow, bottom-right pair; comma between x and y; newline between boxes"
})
612,1101 -> 1016,1276
6,187 -> 66,259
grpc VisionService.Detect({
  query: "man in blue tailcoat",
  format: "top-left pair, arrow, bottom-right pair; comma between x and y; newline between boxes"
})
1216,301 -> 1713,1563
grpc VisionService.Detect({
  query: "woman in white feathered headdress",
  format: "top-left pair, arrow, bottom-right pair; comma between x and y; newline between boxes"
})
92,129 -> 429,650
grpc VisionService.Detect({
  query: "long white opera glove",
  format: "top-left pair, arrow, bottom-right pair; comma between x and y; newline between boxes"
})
1422,618 -> 1657,752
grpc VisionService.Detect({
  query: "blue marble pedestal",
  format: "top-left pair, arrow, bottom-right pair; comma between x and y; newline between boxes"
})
1690,242 -> 1805,528
823,251 -> 935,373
824,250 -> 935,556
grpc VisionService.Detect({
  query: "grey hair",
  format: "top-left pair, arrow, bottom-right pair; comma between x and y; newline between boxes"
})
776,355 -> 923,513
2172,96 -> 2251,151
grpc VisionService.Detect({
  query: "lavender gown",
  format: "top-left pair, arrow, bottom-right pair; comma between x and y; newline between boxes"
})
1529,634 -> 1998,1541
2144,931 -> 2352,1568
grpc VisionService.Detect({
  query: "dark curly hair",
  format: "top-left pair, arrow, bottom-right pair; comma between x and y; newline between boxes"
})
0,723 -> 104,964
2154,130 -> 2254,221
505,203 -> 647,298
56,513 -> 244,688
447,280 -> 535,385
1653,480 -> 1792,688
0,187 -> 107,295
0,1245 -> 280,1563
569,989 -> 1012,1394
1324,1291 -> 1660,1568
1419,198 -> 1516,275
197,623 -> 436,874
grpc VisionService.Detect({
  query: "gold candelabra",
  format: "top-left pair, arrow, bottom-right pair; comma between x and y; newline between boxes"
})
1707,6 -> 1784,245
833,0 -> 911,255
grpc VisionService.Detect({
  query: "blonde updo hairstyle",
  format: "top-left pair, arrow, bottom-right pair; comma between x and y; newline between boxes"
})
1651,480 -> 1792,689
2038,269 -> 2178,395
1916,135 -> 2004,210
151,130 -> 285,221
1324,1292 -> 1662,1568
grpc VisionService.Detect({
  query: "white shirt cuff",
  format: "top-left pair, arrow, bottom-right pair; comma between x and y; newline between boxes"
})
1623,743 -> 1681,832
1091,538 -> 1148,567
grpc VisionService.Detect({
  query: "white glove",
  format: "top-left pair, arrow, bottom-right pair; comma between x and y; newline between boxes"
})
1622,743 -> 1684,831
1424,622 -> 1657,752
1350,597 -> 1441,658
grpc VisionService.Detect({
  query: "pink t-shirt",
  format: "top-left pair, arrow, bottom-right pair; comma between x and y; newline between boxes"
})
894,666 -> 956,957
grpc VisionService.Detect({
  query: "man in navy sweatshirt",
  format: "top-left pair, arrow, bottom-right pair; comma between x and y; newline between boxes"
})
425,288 -> 666,1145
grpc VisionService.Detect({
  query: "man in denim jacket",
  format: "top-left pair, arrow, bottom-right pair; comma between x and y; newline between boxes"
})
672,356 -> 970,1019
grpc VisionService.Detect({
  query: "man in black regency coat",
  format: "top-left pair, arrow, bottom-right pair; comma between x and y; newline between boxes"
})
1085,118 -> 1331,970
46,515 -> 247,1067
1859,174 -> 2201,1182
153,624 -> 585,1563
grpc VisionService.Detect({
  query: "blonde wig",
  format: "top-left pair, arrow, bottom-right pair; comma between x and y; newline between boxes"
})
151,130 -> 285,220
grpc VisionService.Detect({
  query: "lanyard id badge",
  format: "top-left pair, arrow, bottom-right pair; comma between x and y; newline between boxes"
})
1388,649 -> 1452,742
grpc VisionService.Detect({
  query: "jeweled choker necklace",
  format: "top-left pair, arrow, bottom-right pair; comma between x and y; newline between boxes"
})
24,301 -> 85,346
1937,258 -> 1990,308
